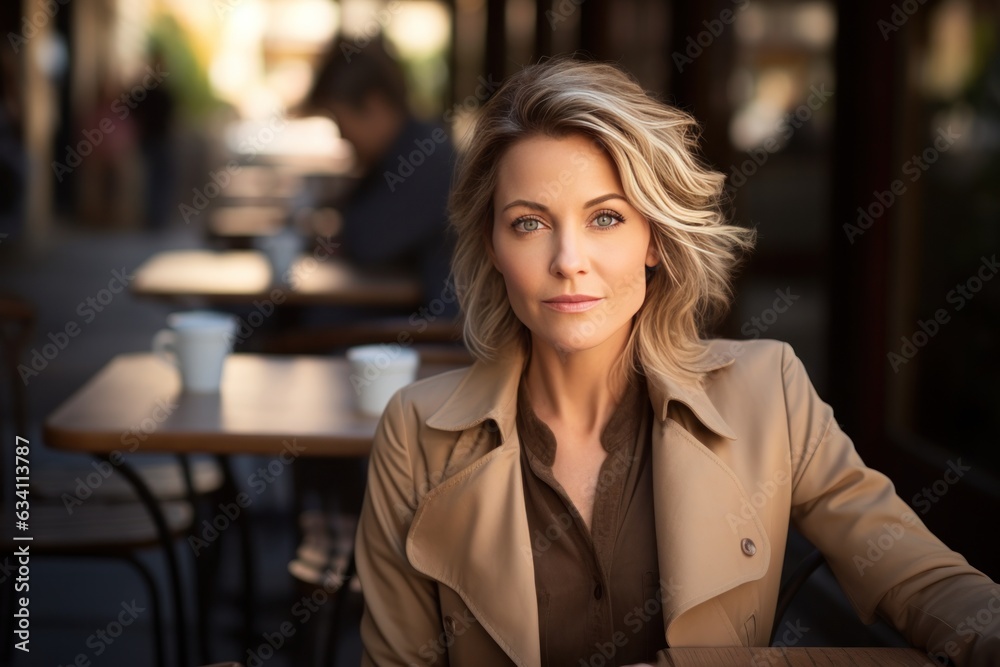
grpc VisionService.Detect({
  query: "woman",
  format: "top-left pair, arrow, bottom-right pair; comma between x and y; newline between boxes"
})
355,59 -> 999,666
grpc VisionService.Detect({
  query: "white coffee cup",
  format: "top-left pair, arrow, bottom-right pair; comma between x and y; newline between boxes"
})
254,228 -> 303,285
153,311 -> 236,393
346,344 -> 420,416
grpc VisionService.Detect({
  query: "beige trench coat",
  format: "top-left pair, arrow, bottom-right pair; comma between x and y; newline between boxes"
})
356,339 -> 1000,666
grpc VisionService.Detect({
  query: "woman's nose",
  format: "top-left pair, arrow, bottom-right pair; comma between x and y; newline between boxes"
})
549,228 -> 589,277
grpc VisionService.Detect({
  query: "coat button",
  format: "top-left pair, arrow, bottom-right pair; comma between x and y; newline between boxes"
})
593,582 -> 603,600
741,538 -> 757,557
443,615 -> 456,634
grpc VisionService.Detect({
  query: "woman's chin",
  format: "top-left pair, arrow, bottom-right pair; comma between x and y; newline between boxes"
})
531,330 -> 624,359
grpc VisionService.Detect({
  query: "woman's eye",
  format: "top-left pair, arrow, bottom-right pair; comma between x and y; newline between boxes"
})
594,213 -> 620,228
515,218 -> 541,232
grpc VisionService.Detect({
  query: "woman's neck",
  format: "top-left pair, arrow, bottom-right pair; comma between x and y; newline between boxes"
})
523,326 -> 632,437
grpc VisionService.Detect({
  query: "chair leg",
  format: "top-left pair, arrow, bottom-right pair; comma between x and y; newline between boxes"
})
216,455 -> 256,652
123,553 -> 168,667
311,592 -> 334,667
321,551 -> 357,667
193,523 -> 216,665
198,499 -> 225,648
176,454 -> 213,665
102,455 -> 190,666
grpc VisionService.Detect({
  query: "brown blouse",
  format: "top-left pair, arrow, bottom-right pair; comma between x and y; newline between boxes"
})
516,375 -> 667,665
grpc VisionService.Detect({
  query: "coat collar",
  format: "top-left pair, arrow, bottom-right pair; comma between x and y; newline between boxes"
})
408,340 -> 767,666
425,340 -> 740,443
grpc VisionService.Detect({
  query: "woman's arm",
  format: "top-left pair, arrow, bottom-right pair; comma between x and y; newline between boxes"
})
781,343 -> 999,666
356,391 -> 447,666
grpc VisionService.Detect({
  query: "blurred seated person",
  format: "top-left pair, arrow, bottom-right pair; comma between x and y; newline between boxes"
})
288,35 -> 457,587
302,33 -> 456,312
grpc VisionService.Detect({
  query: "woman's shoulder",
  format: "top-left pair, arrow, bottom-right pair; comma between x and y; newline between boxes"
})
701,338 -> 820,405
701,338 -> 829,430
704,337 -> 794,375
374,361 -> 508,481
382,351 -> 522,440
395,364 -> 476,415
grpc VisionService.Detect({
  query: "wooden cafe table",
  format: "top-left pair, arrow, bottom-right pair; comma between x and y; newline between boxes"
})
44,352 -> 457,664
656,646 -> 931,666
130,249 -> 422,308
42,353 -> 416,457
207,206 -> 288,241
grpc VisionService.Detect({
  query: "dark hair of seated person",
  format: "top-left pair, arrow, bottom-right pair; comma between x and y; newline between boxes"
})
303,33 -> 408,115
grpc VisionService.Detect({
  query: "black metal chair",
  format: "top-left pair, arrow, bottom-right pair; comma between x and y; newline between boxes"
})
0,294 -> 200,666
288,543 -> 357,667
771,548 -> 828,645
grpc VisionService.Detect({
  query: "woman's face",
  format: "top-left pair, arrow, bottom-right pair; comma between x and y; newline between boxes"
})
490,133 -> 658,356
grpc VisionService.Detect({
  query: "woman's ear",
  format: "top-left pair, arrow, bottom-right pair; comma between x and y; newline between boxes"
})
645,244 -> 659,269
644,225 -> 660,269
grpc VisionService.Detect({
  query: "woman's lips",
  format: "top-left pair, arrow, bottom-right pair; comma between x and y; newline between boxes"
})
542,297 -> 603,313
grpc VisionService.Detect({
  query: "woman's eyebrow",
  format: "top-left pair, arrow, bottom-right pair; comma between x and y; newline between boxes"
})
499,193 -> 626,213
583,193 -> 627,208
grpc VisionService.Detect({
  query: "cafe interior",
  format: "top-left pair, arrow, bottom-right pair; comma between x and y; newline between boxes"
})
1,0 -> 999,665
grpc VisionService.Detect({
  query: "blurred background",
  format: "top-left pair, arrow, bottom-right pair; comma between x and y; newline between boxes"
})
1,0 -> 999,665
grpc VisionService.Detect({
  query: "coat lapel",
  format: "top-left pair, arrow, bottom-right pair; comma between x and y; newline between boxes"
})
648,352 -> 772,645
407,348 -> 540,667
406,438 -> 540,666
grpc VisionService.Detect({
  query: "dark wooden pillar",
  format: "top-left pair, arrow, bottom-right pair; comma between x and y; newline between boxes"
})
486,0 -> 507,78
578,0 -> 609,59
534,0 -> 553,59
666,0 -> 734,171
828,0 -> 898,460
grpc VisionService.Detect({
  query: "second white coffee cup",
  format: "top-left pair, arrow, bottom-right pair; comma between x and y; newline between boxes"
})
254,228 -> 303,285
153,311 -> 237,393
347,344 -> 420,416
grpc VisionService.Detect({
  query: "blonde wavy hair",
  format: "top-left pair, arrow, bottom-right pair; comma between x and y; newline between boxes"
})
450,58 -> 756,388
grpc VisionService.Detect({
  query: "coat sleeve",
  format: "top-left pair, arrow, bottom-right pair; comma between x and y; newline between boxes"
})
355,390 -> 448,666
781,342 -> 1000,666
